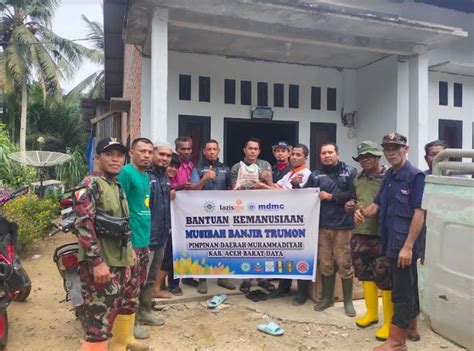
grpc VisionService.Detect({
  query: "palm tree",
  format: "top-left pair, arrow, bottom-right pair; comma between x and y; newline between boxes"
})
0,0 -> 85,151
66,15 -> 104,99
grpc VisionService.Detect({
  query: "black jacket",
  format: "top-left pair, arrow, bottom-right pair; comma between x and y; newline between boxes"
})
147,165 -> 171,249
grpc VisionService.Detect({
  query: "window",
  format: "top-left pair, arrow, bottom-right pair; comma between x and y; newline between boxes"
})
224,79 -> 236,104
289,84 -> 299,109
199,76 -> 211,102
179,74 -> 191,101
240,81 -> 252,105
311,87 -> 321,110
327,88 -> 337,111
257,82 -> 268,106
273,83 -> 284,107
454,83 -> 463,107
439,81 -> 448,106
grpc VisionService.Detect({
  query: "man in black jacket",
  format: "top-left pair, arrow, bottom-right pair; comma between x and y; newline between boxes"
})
305,142 -> 357,316
139,141 -> 174,326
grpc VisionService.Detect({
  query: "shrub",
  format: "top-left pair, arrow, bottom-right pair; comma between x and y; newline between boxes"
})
2,193 -> 60,251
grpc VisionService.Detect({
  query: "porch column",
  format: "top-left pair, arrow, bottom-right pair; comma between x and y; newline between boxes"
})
408,53 -> 428,168
149,7 -> 168,142
396,57 -> 409,137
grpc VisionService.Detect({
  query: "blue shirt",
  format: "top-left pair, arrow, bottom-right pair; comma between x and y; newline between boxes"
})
191,159 -> 230,190
374,160 -> 425,258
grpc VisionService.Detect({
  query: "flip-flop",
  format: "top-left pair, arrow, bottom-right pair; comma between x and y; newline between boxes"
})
254,289 -> 268,301
257,322 -> 284,336
257,280 -> 276,292
207,294 -> 228,308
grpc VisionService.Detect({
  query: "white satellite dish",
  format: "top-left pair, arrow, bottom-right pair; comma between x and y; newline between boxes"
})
8,151 -> 72,167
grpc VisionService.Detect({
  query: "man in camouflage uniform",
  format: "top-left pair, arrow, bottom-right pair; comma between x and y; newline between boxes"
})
75,138 -> 134,351
345,141 -> 392,341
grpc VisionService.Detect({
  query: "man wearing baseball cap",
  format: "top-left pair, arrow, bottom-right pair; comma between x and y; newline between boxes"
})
271,141 -> 292,182
74,138 -> 134,350
345,141 -> 393,341
355,133 -> 425,350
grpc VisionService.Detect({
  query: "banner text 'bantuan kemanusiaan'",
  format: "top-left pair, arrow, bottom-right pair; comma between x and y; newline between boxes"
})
171,189 -> 320,280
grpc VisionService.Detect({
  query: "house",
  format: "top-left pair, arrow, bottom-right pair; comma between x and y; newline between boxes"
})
102,0 -> 473,169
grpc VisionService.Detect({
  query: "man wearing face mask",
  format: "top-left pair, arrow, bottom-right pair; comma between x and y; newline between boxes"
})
355,133 -> 425,351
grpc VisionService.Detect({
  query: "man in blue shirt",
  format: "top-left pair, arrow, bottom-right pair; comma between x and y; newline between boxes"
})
355,133 -> 425,351
189,139 -> 236,293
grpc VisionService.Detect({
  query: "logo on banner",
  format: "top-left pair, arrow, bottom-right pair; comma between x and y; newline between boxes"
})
286,261 -> 294,273
254,262 -> 264,272
240,262 -> 251,272
247,202 -> 257,211
296,261 -> 309,274
203,201 -> 216,213
265,261 -> 275,272
277,261 -> 284,273
234,199 -> 244,211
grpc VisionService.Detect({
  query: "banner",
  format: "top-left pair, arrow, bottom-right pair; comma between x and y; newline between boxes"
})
171,188 -> 320,280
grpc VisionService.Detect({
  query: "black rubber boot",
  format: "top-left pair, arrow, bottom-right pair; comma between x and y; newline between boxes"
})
314,274 -> 335,311
292,280 -> 309,306
268,279 -> 292,299
341,278 -> 356,317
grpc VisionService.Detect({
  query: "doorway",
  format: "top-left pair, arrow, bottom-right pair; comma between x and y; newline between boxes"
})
178,115 -> 211,165
310,122 -> 337,170
224,118 -> 299,167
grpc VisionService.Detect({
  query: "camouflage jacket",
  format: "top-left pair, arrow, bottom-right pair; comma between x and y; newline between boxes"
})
74,175 -> 133,267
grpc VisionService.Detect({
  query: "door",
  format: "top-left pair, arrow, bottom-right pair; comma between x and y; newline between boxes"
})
310,122 -> 337,170
224,118 -> 299,167
439,119 -> 462,149
178,115 -> 211,165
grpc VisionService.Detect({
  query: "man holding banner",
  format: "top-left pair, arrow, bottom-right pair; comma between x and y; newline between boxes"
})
189,139 -> 236,293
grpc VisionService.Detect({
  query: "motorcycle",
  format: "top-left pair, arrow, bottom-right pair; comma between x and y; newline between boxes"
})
0,187 -> 32,350
51,193 -> 86,328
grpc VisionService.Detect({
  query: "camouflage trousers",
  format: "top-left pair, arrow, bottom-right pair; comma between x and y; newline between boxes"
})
351,234 -> 391,290
79,262 -> 126,342
79,248 -> 150,342
120,248 -> 150,314
318,228 -> 354,279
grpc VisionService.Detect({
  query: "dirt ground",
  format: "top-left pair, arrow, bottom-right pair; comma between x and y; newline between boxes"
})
6,233 -> 464,351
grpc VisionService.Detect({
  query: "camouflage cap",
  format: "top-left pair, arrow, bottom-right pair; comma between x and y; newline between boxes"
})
352,140 -> 383,161
96,137 -> 127,154
381,132 -> 407,147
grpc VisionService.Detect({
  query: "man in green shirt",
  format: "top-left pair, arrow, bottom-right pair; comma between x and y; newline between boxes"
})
75,138 -> 134,351
345,141 -> 392,341
116,138 -> 159,345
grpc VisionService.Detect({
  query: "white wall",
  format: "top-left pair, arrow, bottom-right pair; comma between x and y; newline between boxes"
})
166,51 -> 360,166
428,71 -> 474,149
356,56 -> 399,145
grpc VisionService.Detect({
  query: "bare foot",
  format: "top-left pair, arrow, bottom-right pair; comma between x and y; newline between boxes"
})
154,289 -> 173,299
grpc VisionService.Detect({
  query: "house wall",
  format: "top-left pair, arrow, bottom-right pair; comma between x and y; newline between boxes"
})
166,51 -> 360,166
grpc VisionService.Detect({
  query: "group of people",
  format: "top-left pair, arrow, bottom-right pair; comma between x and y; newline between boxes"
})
74,131 -> 447,351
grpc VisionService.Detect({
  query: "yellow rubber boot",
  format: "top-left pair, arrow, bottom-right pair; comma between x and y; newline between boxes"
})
355,281 -> 379,328
375,290 -> 394,341
127,313 -> 150,351
109,314 -> 129,351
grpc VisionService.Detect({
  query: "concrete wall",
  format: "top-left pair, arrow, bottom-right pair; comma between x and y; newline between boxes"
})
123,44 -> 143,140
167,51 -> 359,165
356,56 -> 399,145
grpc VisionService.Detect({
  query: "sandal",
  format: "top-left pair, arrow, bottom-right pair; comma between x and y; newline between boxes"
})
257,321 -> 285,336
207,294 -> 228,308
254,289 -> 268,301
239,280 -> 252,293
257,280 -> 275,292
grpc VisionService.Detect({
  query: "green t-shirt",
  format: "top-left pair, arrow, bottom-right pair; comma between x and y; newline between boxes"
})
118,164 -> 151,248
353,168 -> 385,236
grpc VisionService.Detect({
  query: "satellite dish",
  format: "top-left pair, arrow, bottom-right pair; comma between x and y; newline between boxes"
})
8,151 -> 72,167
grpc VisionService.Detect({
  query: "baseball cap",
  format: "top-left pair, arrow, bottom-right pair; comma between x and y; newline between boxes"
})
353,140 -> 383,161
272,141 -> 292,151
381,132 -> 408,146
96,138 -> 127,154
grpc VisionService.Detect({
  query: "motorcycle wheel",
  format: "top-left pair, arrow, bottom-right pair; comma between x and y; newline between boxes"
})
0,310 -> 8,350
13,267 -> 32,302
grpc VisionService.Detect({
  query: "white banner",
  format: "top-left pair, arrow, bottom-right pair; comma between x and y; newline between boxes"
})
171,189 -> 320,280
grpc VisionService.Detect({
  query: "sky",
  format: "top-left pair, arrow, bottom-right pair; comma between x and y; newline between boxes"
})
52,0 -> 104,93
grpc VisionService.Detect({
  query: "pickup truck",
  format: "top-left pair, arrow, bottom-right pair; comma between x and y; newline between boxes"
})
420,149 -> 474,350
